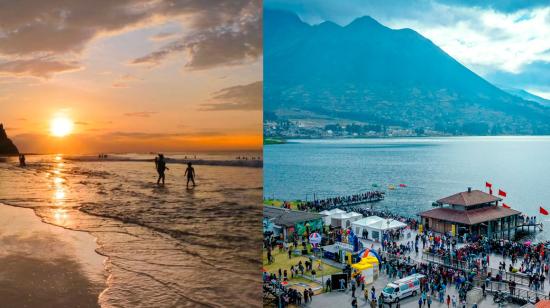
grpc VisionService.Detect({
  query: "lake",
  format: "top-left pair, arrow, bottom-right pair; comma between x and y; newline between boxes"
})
264,137 -> 550,240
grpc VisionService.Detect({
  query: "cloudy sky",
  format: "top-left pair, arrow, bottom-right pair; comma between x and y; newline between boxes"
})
266,0 -> 550,99
0,0 -> 262,153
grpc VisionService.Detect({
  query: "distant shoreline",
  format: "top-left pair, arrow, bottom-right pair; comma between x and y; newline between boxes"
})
264,135 -> 550,144
65,155 -> 263,168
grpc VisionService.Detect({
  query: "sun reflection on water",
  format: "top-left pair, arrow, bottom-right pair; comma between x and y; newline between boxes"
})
54,189 -> 66,201
51,156 -> 70,224
53,208 -> 69,224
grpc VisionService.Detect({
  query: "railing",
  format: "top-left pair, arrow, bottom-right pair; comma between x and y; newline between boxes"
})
421,252 -> 533,286
421,252 -> 471,271
381,251 -> 416,265
485,267 -> 531,286
482,280 -> 549,302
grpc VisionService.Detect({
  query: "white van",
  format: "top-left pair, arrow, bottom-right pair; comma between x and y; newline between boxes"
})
382,273 -> 425,303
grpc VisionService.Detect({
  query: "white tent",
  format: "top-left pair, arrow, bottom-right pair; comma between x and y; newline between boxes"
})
330,211 -> 363,228
352,216 -> 407,242
319,208 -> 347,225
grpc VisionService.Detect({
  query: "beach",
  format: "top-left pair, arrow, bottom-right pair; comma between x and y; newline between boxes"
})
0,153 -> 263,307
0,204 -> 105,308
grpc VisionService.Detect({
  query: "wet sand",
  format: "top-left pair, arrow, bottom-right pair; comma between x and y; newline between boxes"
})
0,204 -> 106,308
1,156 -> 263,307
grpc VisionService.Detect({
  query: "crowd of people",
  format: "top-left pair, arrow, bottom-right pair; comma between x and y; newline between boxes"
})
265,191 -> 550,306
263,279 -> 315,306
285,191 -> 385,212
263,240 -> 322,307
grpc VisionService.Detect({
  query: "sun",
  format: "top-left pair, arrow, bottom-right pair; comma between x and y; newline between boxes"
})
50,116 -> 74,137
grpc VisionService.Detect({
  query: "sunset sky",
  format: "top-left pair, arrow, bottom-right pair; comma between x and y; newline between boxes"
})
0,0 -> 262,154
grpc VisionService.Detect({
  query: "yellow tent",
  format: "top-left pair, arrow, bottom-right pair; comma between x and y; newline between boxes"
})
360,256 -> 379,265
351,262 -> 373,271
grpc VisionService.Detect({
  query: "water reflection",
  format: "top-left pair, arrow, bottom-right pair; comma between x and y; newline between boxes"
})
54,189 -> 65,202
51,155 -> 69,224
53,208 -> 69,224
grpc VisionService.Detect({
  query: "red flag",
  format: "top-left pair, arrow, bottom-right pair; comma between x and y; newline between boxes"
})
502,203 -> 510,209
498,189 -> 507,197
540,206 -> 549,216
486,182 -> 492,188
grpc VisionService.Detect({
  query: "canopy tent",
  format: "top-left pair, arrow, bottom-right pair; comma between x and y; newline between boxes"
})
319,208 -> 347,225
352,216 -> 407,242
352,249 -> 381,284
330,211 -> 363,228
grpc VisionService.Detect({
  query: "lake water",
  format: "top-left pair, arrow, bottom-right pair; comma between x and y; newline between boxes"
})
0,154 -> 262,307
264,137 -> 550,240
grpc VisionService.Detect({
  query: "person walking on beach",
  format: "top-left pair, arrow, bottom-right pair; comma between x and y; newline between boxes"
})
155,154 -> 169,185
18,154 -> 26,167
184,162 -> 196,188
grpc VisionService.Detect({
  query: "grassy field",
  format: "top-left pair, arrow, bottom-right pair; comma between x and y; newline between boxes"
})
263,249 -> 342,281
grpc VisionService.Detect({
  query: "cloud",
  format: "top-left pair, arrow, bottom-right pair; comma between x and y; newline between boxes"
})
200,81 -> 262,111
112,74 -> 140,88
0,59 -> 81,78
123,111 -> 158,118
150,31 -> 178,41
0,0 -> 261,77
435,0 -> 550,13
11,130 -> 257,154
106,131 -> 186,139
485,60 -> 550,98
75,121 -> 89,126
131,1 -> 262,69
404,6 -> 550,74
105,131 -> 225,140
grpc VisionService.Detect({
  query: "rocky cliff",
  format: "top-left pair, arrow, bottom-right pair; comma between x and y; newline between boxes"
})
0,124 -> 19,155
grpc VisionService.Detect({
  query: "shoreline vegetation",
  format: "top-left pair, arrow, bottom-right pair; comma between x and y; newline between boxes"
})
264,137 -> 287,145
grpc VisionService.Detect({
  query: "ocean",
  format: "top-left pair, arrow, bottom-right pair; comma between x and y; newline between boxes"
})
264,137 -> 550,241
0,153 -> 262,307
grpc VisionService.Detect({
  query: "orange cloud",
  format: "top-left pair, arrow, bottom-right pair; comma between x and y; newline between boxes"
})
0,59 -> 81,78
12,131 -> 262,154
201,81 -> 262,111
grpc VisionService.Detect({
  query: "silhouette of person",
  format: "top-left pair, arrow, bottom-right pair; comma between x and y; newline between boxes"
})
19,154 -> 26,167
184,162 -> 196,188
155,154 -> 169,185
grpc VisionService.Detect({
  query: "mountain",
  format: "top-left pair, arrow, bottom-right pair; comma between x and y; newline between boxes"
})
0,124 -> 19,155
264,9 -> 550,135
499,86 -> 550,107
